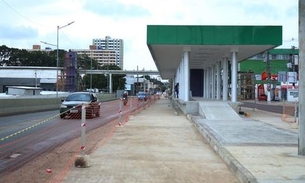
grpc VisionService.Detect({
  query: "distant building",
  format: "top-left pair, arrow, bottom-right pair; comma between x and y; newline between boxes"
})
92,36 -> 124,69
71,46 -> 119,69
29,36 -> 124,69
239,48 -> 299,101
7,86 -> 42,96
0,69 -> 57,93
70,36 -> 124,69
32,45 -> 41,50
27,45 -> 53,52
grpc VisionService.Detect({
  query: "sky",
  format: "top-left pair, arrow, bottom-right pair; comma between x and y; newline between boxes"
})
0,0 -> 299,71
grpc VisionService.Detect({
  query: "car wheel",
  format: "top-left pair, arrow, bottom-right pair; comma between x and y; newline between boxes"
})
86,109 -> 94,119
96,108 -> 100,117
60,114 -> 66,119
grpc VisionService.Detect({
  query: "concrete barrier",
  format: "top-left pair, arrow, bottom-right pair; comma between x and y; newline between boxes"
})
0,98 -> 63,116
0,93 -> 116,117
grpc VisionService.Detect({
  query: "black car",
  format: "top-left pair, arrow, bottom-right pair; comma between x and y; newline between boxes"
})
59,92 -> 101,119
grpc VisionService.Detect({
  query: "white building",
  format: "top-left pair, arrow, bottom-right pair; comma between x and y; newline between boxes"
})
93,36 -> 124,69
71,46 -> 118,68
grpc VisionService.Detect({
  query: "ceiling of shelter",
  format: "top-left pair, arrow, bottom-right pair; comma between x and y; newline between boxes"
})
150,44 -> 275,79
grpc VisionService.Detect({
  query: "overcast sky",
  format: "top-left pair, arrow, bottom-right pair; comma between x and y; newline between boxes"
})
0,0 -> 298,71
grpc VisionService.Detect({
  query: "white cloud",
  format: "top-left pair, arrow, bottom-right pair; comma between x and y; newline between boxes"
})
0,0 -> 299,71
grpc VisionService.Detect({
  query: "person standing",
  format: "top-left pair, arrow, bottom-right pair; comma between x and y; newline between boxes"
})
175,83 -> 179,98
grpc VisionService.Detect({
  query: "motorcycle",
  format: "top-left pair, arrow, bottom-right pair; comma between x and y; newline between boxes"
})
123,97 -> 128,105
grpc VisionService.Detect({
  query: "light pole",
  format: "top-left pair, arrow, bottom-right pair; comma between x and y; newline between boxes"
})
90,58 -> 92,90
56,21 -> 74,97
90,52 -> 93,91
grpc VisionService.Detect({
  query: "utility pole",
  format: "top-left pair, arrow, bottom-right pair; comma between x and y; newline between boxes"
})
298,0 -> 305,156
136,65 -> 139,95
292,46 -> 296,72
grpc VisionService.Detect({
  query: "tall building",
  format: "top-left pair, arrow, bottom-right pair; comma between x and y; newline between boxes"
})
93,36 -> 124,69
72,46 -> 118,68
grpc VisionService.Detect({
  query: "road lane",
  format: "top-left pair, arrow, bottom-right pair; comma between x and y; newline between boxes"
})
0,98 -> 144,176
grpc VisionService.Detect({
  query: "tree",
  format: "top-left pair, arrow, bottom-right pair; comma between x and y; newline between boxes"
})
0,45 -> 12,66
77,54 -> 97,70
82,64 -> 126,92
0,45 -> 62,67
83,73 -> 107,90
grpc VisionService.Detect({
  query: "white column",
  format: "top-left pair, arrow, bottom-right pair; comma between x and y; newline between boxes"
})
183,51 -> 190,101
216,61 -> 221,100
231,50 -> 238,102
222,57 -> 229,101
175,67 -> 180,98
180,59 -> 184,99
211,65 -> 215,99
204,69 -> 207,98
207,68 -> 211,99
205,69 -> 208,98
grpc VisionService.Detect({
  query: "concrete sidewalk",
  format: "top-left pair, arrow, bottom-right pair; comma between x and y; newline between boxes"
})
63,98 -> 305,183
62,99 -> 238,183
191,106 -> 305,183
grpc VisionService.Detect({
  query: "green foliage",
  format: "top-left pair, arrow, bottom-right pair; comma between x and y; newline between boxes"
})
0,45 -> 63,67
162,85 -> 168,92
82,64 -> 126,92
77,55 -> 99,70
83,74 -> 107,90
100,64 -> 121,70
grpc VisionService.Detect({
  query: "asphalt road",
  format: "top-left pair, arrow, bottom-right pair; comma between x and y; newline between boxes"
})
0,98 -> 144,176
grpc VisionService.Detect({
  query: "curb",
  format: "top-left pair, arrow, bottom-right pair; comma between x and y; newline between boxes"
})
170,99 -> 180,116
187,114 -> 258,183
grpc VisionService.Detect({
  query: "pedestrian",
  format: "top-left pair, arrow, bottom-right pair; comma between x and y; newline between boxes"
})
175,83 -> 179,98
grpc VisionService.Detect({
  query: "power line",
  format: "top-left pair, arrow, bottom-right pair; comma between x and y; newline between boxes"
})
0,0 -> 45,28
1,0 -> 79,50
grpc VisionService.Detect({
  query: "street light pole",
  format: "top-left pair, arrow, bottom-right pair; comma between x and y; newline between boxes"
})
90,58 -> 92,90
56,21 -> 74,98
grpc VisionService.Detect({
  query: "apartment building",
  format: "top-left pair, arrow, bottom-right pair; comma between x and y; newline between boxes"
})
29,36 -> 124,69
71,46 -> 118,68
92,36 -> 124,69
70,36 -> 123,69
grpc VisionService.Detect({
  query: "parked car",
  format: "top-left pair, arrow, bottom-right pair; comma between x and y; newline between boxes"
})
59,92 -> 101,119
258,94 -> 267,101
137,92 -> 148,101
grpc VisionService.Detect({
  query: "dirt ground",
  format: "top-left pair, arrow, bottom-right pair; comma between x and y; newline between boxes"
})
1,118 -> 120,183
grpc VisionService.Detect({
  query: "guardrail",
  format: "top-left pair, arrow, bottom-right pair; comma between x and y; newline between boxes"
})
0,93 -> 116,117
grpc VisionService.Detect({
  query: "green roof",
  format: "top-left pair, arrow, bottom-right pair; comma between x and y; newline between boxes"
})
269,48 -> 299,55
147,25 -> 282,79
147,25 -> 282,45
240,60 -> 289,75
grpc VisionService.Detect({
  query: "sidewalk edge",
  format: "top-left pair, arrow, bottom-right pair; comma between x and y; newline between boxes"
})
187,114 -> 259,183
